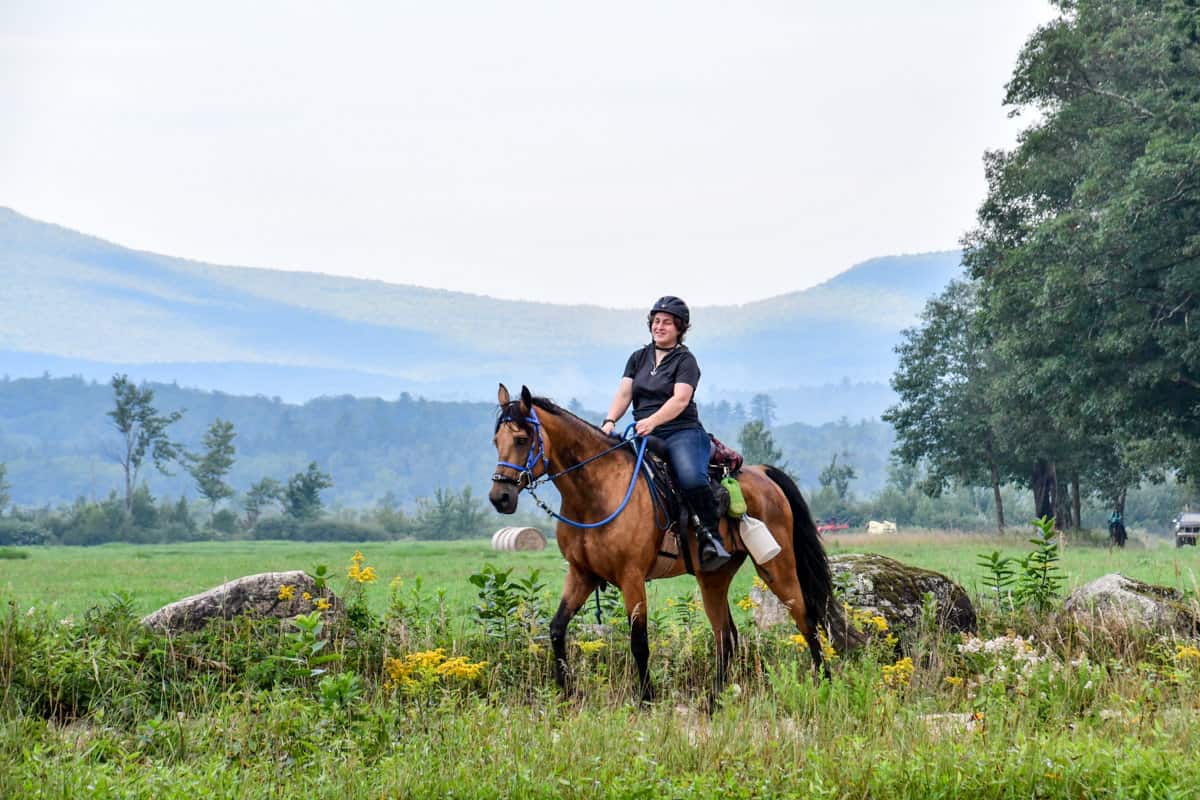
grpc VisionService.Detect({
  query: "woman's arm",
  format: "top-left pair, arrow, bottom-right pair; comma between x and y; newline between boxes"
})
634,383 -> 694,436
601,378 -> 634,434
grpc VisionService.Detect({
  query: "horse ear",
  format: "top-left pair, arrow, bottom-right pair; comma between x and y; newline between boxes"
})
520,385 -> 533,413
497,383 -> 510,406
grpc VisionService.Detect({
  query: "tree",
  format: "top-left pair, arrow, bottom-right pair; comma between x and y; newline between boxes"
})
284,463 -> 333,521
738,420 -> 784,467
749,393 -> 777,428
818,452 -> 857,501
0,462 -> 9,513
964,0 -> 1200,483
107,374 -> 184,512
884,281 -> 1012,531
187,419 -> 237,514
243,478 -> 284,529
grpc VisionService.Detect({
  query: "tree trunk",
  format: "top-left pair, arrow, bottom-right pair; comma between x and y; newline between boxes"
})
1071,473 -> 1082,530
1055,478 -> 1072,530
1117,487 -> 1127,518
1032,458 -> 1057,524
989,456 -> 1005,533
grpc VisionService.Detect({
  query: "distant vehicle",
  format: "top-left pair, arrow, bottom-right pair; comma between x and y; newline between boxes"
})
816,517 -> 851,534
1176,512 -> 1200,548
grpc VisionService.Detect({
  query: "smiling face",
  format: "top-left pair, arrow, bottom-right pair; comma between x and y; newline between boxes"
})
650,312 -> 680,348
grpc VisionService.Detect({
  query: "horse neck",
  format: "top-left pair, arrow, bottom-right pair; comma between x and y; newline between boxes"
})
537,409 -> 624,504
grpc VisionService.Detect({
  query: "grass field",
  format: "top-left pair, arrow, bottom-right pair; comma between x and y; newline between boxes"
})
2,528 -> 1197,619
4,528 -> 1200,799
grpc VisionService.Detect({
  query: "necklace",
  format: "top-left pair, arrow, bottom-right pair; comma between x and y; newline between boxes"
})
650,345 -> 676,376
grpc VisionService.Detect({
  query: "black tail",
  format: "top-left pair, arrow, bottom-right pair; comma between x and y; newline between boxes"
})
763,465 -> 832,630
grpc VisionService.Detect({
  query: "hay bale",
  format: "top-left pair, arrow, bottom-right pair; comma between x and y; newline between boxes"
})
491,526 -> 546,551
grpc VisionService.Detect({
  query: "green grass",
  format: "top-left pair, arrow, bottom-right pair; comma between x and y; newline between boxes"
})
4,528 -> 1200,798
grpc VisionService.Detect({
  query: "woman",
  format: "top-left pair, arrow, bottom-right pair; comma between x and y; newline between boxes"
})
600,296 -> 732,572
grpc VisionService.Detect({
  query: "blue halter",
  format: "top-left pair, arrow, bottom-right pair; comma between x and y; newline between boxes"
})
493,406 -> 649,529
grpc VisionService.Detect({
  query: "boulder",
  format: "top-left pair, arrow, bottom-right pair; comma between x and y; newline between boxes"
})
751,553 -> 976,647
1062,573 -> 1199,636
142,570 -> 342,634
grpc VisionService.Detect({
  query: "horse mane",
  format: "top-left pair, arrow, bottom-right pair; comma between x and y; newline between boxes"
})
496,395 -> 625,453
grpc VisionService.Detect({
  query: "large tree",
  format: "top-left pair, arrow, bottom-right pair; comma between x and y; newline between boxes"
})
284,462 -> 333,521
107,374 -> 184,512
885,281 -> 1013,531
964,0 -> 1200,484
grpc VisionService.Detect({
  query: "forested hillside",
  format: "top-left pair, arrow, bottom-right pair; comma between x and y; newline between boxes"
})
0,376 -> 892,509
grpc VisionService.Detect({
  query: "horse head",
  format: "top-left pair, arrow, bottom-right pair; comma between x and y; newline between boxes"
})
490,383 -> 539,513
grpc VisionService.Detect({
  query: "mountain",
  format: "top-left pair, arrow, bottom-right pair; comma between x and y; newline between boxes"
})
0,207 -> 962,422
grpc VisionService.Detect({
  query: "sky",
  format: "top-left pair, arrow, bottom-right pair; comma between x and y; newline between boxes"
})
0,1 -> 1058,307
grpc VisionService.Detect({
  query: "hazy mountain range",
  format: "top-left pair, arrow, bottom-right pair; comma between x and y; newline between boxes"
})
0,207 -> 962,424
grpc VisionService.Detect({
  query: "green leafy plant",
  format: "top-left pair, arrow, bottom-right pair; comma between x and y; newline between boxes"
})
1013,516 -> 1065,612
976,550 -> 1016,610
469,564 -> 546,639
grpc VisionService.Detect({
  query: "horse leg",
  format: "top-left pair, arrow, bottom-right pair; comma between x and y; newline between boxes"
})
550,565 -> 600,696
618,579 -> 654,703
697,567 -> 741,706
756,562 -> 829,681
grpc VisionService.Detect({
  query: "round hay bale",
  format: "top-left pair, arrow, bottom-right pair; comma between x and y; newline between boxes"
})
491,526 -> 546,551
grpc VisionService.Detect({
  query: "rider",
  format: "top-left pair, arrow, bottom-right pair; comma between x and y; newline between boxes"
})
600,296 -> 732,572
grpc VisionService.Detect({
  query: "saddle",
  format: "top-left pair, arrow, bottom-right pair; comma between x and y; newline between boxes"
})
637,433 -> 745,578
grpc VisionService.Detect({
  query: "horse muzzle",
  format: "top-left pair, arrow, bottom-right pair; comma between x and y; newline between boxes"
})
489,482 -> 519,514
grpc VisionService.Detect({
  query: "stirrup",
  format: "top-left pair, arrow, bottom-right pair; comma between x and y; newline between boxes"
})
698,535 -> 731,572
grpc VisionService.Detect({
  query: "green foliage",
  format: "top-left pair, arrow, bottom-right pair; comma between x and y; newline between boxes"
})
1013,517 -> 1066,613
469,564 -> 547,639
409,486 -> 488,540
0,462 -> 8,512
284,462 -> 333,521
186,418 -> 236,511
0,547 -> 29,559
737,419 -> 784,467
107,374 -> 185,511
818,452 -> 857,500
976,550 -> 1017,611
242,477 -> 283,529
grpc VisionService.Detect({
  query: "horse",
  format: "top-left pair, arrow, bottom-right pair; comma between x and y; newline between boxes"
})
489,384 -> 833,703
1109,520 -> 1127,549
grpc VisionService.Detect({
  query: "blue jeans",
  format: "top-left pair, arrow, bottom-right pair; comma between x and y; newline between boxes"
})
656,426 -> 712,491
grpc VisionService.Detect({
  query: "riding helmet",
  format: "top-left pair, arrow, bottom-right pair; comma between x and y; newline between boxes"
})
648,296 -> 690,327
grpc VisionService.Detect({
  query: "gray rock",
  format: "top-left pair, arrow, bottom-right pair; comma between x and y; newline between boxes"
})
1062,573 -> 1199,635
752,553 -> 976,648
141,570 -> 342,634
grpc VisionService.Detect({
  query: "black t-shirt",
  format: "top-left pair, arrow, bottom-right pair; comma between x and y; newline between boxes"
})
622,344 -> 702,434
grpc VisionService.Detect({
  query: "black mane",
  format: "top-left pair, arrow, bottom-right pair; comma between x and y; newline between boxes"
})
495,395 -> 622,450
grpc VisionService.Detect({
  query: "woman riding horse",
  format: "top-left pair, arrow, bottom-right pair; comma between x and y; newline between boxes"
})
600,295 -> 731,572
490,380 -> 833,705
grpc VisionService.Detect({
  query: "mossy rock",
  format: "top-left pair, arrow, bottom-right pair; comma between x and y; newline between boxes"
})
752,553 -> 976,649
1062,573 -> 1200,636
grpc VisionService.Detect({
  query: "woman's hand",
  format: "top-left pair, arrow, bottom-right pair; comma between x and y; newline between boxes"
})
601,420 -> 616,436
635,418 -> 657,437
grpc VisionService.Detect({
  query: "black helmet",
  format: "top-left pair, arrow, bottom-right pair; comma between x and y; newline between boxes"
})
649,296 -> 690,327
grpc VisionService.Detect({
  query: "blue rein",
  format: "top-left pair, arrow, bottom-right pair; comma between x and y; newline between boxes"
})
494,407 -> 650,529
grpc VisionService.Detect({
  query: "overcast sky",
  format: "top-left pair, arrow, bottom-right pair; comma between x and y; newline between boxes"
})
1,1 -> 1056,307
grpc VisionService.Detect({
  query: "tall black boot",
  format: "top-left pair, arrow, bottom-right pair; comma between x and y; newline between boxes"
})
683,487 -> 732,573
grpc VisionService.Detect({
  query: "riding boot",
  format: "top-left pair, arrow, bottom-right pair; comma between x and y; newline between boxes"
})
683,486 -> 732,573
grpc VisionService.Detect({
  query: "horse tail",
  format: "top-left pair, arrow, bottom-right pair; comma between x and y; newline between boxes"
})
763,465 -> 832,630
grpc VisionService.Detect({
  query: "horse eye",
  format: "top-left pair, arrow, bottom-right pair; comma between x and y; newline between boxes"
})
514,436 -> 529,446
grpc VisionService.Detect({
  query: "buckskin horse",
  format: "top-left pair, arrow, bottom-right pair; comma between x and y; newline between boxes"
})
489,384 -> 832,703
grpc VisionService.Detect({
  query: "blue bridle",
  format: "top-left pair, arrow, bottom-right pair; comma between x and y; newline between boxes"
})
493,405 -> 650,529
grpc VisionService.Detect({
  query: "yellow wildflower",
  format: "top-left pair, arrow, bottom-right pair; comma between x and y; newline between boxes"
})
406,648 -> 447,670
352,550 -> 365,565
1175,645 -> 1200,663
881,656 -> 914,689
302,591 -> 312,602
944,676 -> 964,687
314,597 -> 331,611
435,656 -> 488,681
577,639 -> 606,655
347,552 -> 379,583
277,584 -> 296,601
752,576 -> 768,590
736,595 -> 759,612
528,642 -> 545,656
869,615 -> 889,633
